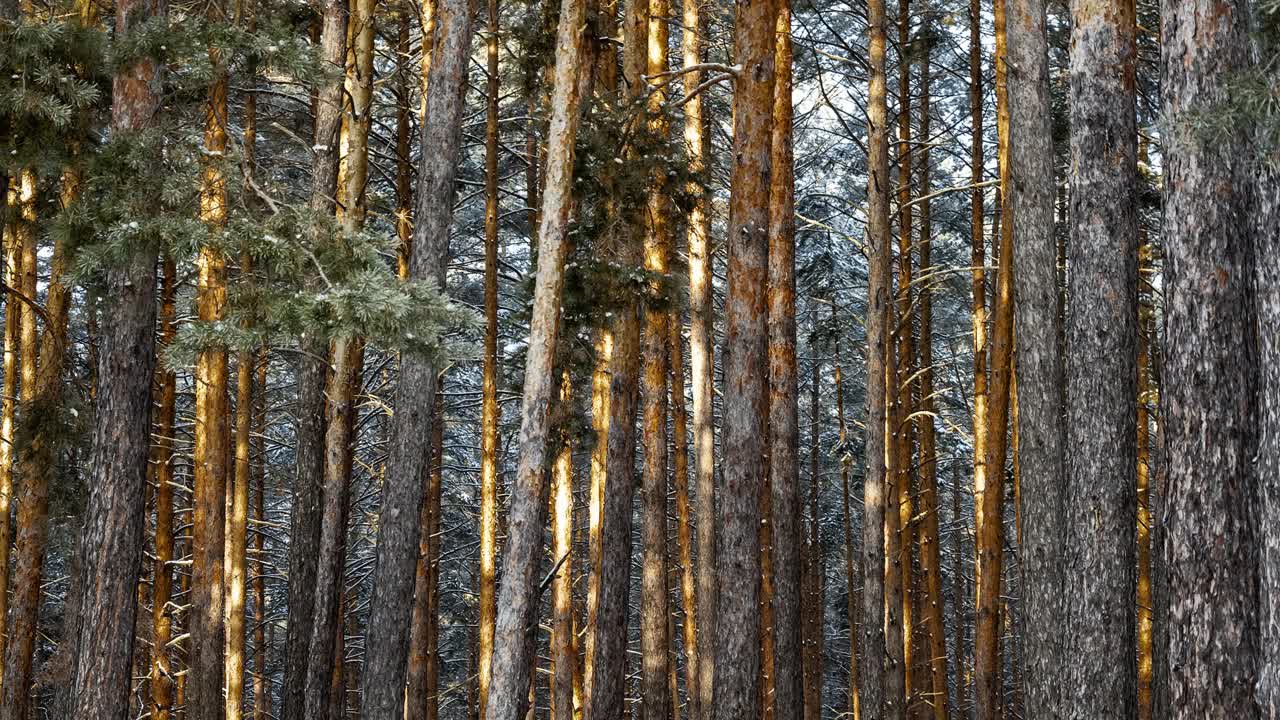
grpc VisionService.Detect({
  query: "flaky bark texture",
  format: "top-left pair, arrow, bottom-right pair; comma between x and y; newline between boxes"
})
1160,0 -> 1261,715
483,0 -> 588,712
360,0 -> 472,713
861,0 -> 890,712
1063,0 -> 1138,714
69,0 -> 164,709
713,0 -> 774,716
1006,0 -> 1063,713
767,1 -> 802,717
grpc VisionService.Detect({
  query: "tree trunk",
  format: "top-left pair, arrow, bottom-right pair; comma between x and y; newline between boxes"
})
802,351 -> 823,720
151,257 -> 178,720
952,464 -> 969,720
767,0 -> 802,716
190,41 -> 230,720
482,0 -> 588,710
1136,236 -> 1154,720
640,0 -> 673,713
1160,0 -> 1260,714
834,321 -> 860,720
0,175 -> 18,681
975,0 -> 1014,713
584,1 -> 645,715
713,0 -> 774,715
228,251 -> 256,720
681,0 -> 716,709
359,0 -> 471,712
253,352 -> 269,720
1063,0 -> 1138,712
1256,107 -> 1280,720
1005,0 -> 1063,710
671,311 -> 699,720
861,0 -> 891,710
914,32 -> 948,720
69,1 -> 165,709
283,0 -> 347,714
552,373 -> 577,720
478,0 -> 502,709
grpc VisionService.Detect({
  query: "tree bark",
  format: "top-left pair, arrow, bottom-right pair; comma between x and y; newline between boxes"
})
482,0 -> 588,711
151,257 -> 178,720
359,0 -> 472,711
767,0 -> 802,716
861,0 -> 891,711
552,373 -> 577,720
834,322 -> 860,720
1063,0 -> 1139,713
68,0 -> 164,709
1256,104 -> 1280,720
713,0 -> 774,715
671,312 -> 699,720
1160,0 -> 1261,714
1005,0 -> 1063,711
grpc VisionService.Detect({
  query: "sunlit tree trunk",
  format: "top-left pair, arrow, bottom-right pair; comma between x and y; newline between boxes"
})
670,315 -> 699,719
252,352 -> 269,720
228,249 -> 255,720
552,372 -> 577,720
1161,0 -> 1260,714
861,0 -> 891,711
0,179 -> 18,680
584,0 -> 645,714
680,0 -> 716,711
478,0 -> 502,710
975,0 -> 1014,712
151,257 -> 179,720
767,0 -> 802,715
190,26 -> 231,720
69,0 -> 165,708
1063,0 -> 1138,712
482,0 -> 589,710
2,173 -> 71,720
713,0 -> 774,715
640,0 -> 673,712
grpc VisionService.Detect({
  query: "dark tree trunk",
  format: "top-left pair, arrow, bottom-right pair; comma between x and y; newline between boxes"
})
713,0 -> 774,715
67,0 -> 164,713
360,0 -> 472,715
1160,0 -> 1261,714
1063,0 -> 1139,713
1006,0 -> 1064,713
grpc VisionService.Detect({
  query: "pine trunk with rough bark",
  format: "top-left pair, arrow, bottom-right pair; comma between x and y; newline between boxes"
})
1063,0 -> 1138,713
767,0 -> 802,716
151,257 -> 178,720
1006,0 -> 1063,712
482,0 -> 588,711
360,0 -> 472,711
1160,0 -> 1260,714
714,0 -> 774,717
861,0 -> 891,711
68,0 -> 164,709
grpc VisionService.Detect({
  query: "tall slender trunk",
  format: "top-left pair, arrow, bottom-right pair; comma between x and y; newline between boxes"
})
975,0 -> 1014,712
551,373 -> 577,720
359,0 -> 471,714
0,178 -> 18,681
914,31 -> 948,720
69,0 -> 165,708
767,0 -> 801,715
481,0 -> 589,710
892,7 -> 919,711
713,0 -> 775,715
952,464 -> 969,720
670,315 -> 699,720
1063,0 -> 1138,712
191,38 -> 230,720
3,176 -> 71,720
681,0 -> 716,711
228,250 -> 255,720
1004,0 -> 1062,711
1135,239 -> 1153,720
283,2 -> 347,715
802,350 -> 823,720
884,297 -> 906,720
478,0 -> 502,710
584,1 -> 645,715
834,321 -> 860,720
861,0 -> 891,710
640,1 -> 673,713
252,352 -> 269,720
152,257 -> 178,720
1160,0 -> 1260,714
